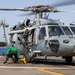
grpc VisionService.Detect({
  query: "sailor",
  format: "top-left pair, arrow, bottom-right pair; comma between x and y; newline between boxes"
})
23,29 -> 30,42
3,41 -> 20,64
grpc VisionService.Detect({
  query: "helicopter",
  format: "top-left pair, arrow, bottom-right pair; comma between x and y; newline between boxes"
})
0,0 -> 75,63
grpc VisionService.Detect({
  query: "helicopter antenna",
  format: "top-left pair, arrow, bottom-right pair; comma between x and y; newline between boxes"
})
39,12 -> 43,18
44,12 -> 46,18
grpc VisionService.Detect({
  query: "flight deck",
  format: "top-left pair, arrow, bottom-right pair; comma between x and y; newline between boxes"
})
0,56 -> 75,75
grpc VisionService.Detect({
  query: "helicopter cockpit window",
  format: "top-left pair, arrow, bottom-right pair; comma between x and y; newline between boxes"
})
62,26 -> 72,35
48,26 -> 64,37
39,27 -> 46,40
70,27 -> 75,34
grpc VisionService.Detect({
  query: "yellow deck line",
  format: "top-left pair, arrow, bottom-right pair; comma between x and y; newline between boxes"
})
37,68 -> 64,75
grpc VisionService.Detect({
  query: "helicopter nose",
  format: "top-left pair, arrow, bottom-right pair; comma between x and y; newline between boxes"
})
48,40 -> 59,53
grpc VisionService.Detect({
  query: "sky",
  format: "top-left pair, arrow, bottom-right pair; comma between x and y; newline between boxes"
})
0,0 -> 75,41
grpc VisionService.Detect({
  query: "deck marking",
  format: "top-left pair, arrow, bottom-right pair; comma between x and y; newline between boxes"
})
37,68 -> 64,75
0,65 -> 74,70
68,66 -> 75,69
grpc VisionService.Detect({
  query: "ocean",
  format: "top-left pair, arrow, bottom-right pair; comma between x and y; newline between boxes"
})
0,47 -> 7,55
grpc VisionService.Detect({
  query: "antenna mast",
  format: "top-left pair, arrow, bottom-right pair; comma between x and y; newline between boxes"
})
39,12 -> 43,18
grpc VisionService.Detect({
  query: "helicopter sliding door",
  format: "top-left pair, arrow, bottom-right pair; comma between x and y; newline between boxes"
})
36,27 -> 46,50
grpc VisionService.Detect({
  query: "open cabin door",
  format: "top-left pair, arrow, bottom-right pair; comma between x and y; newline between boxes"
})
28,27 -> 47,45
30,27 -> 46,45
29,29 -> 38,44
29,27 -> 46,51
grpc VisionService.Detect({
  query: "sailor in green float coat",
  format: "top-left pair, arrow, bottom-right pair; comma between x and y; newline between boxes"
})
4,42 -> 20,64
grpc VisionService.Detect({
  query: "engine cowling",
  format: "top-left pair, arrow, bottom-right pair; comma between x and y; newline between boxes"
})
23,18 -> 30,27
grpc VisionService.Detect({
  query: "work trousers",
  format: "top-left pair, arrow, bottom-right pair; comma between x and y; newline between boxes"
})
5,51 -> 18,63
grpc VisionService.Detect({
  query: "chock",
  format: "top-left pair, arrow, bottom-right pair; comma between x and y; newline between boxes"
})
19,58 -> 27,64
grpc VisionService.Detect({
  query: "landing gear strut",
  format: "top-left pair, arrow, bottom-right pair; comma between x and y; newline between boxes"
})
65,56 -> 73,63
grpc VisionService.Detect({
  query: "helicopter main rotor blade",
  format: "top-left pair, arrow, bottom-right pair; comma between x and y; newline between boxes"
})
17,12 -> 34,16
51,0 -> 75,7
52,9 -> 75,13
0,0 -> 75,13
0,8 -> 29,11
57,10 -> 75,12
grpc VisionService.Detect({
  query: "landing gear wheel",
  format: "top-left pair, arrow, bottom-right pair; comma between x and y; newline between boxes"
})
23,52 -> 31,63
65,56 -> 73,64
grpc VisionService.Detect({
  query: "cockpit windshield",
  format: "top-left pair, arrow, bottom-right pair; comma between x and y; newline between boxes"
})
62,26 -> 72,35
48,26 -> 64,37
70,27 -> 75,34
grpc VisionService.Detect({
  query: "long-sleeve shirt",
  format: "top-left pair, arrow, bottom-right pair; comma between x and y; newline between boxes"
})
6,46 -> 20,58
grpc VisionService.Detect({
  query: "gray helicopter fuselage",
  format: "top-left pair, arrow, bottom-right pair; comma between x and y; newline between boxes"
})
9,18 -> 75,58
